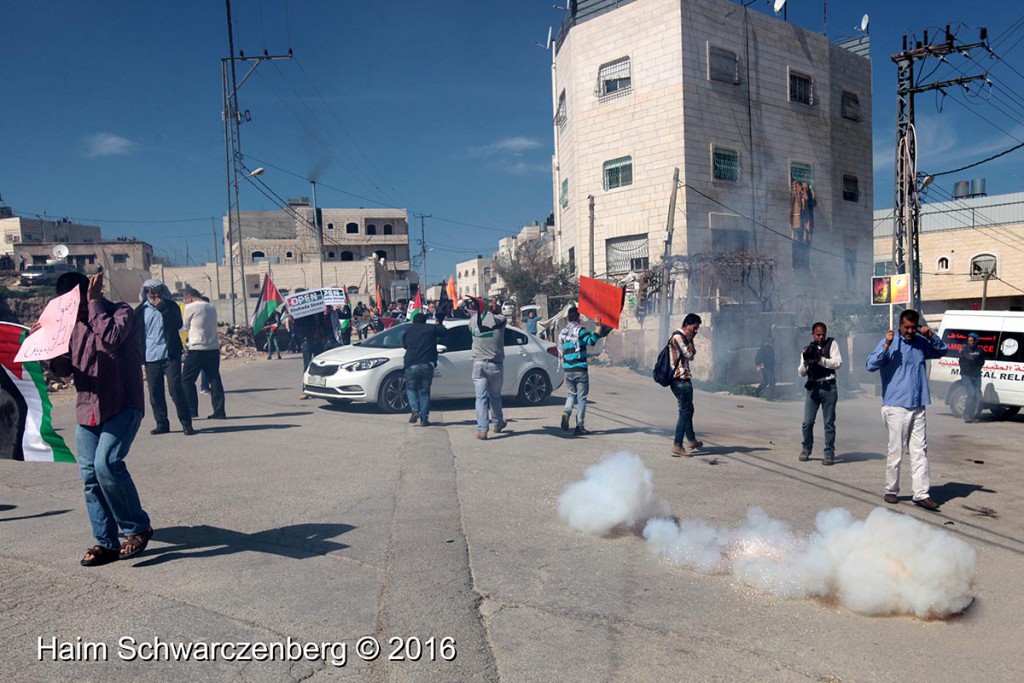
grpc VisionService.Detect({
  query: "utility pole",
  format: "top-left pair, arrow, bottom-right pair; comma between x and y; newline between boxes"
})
659,168 -> 680,346
414,213 -> 431,287
892,25 -> 988,310
311,180 -> 324,288
211,217 -> 221,299
587,195 -> 595,279
222,0 -> 291,324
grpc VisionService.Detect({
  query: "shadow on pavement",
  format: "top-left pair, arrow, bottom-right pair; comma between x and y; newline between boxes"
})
225,387 -> 287,394
836,451 -> 886,463
0,509 -> 73,522
130,523 -> 357,567
930,482 -> 996,505
697,445 -> 771,456
204,412 -> 313,420
197,424 -> 301,434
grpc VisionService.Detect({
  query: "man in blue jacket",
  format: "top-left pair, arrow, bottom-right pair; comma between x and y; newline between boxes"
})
865,309 -> 948,511
134,279 -> 193,436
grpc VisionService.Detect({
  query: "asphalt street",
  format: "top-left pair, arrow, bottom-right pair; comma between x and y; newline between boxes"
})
2,355 -> 1022,682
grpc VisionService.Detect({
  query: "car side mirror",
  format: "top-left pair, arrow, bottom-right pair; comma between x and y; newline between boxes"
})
436,344 -> 448,354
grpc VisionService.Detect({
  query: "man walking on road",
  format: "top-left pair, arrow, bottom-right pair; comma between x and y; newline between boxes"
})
558,307 -> 611,436
46,271 -> 154,566
402,311 -> 448,427
468,297 -> 507,440
958,333 -> 984,423
866,309 -> 948,511
180,287 -> 226,420
798,322 -> 843,465
669,313 -> 704,457
134,279 -> 193,436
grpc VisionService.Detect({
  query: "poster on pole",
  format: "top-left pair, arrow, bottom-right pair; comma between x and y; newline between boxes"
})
871,274 -> 909,306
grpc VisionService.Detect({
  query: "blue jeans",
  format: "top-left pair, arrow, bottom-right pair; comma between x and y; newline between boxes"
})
472,360 -> 504,433
670,379 -> 695,445
76,408 -> 149,550
962,374 -> 981,421
802,380 -> 838,457
564,370 -> 590,427
266,333 -> 281,358
405,363 -> 434,420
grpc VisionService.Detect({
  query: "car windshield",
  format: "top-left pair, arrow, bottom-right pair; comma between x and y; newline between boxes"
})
25,265 -> 45,273
359,323 -> 410,348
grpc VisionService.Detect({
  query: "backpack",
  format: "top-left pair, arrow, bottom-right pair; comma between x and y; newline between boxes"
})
652,331 -> 683,387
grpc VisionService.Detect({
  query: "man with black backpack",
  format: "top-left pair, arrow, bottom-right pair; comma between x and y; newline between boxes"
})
798,322 -> 843,465
665,313 -> 703,457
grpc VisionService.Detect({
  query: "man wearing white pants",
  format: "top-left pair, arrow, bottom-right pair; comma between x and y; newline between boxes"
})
866,309 -> 948,511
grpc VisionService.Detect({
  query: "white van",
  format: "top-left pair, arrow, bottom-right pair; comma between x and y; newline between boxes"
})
930,310 -> 1024,420
19,261 -> 76,287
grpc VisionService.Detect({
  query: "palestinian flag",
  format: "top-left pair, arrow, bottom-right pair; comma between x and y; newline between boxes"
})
407,290 -> 422,321
250,274 -> 285,336
0,322 -> 75,462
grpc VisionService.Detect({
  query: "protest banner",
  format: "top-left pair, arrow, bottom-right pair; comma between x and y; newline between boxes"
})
14,287 -> 80,363
577,276 -> 626,329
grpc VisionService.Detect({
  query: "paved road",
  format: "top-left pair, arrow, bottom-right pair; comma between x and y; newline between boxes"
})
2,355 -> 1022,682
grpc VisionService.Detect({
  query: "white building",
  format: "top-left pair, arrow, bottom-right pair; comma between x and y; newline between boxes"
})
1,215 -> 102,257
552,0 -> 873,334
455,257 -> 495,299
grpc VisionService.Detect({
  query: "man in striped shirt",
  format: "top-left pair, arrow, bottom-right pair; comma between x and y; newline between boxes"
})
558,307 -> 612,435
669,313 -> 703,457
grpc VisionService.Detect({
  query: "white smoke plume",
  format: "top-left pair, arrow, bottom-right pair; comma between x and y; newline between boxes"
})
557,452 -> 669,535
562,454 -> 977,619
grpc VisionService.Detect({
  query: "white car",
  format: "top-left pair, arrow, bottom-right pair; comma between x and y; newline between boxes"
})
302,319 -> 564,413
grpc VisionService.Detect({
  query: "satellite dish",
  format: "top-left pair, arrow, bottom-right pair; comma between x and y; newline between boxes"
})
53,244 -> 69,259
860,14 -> 870,33
773,0 -> 786,14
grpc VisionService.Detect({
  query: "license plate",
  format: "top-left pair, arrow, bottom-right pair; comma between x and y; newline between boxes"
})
308,375 -> 327,387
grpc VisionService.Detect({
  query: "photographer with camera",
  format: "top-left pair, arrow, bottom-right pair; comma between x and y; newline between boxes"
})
798,322 -> 843,465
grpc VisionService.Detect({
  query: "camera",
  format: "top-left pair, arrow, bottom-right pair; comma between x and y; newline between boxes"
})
802,344 -> 821,364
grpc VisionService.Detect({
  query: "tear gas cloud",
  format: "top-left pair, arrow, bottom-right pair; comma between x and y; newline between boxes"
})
560,453 -> 976,619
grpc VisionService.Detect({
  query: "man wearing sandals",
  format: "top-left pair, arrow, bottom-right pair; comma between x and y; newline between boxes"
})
45,271 -> 154,566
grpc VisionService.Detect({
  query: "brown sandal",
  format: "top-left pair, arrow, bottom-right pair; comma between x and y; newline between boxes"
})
81,544 -> 120,567
119,528 -> 154,559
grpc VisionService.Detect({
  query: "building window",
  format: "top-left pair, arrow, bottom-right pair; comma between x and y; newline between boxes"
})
970,254 -> 997,280
327,222 -> 335,231
346,222 -> 359,234
789,70 -> 814,106
874,261 -> 895,276
606,234 -> 649,274
560,178 -> 569,208
327,251 -> 335,259
712,147 -> 740,182
790,162 -> 814,185
603,156 -> 633,190
596,57 -> 631,99
341,251 -> 354,261
711,229 -> 749,252
286,251 -> 293,258
708,44 -> 739,85
112,253 -> 128,264
568,247 -> 576,273
937,256 -> 950,270
841,90 -> 861,121
383,224 -> 394,235
375,250 -> 387,261
555,90 -> 567,128
366,224 -> 377,235
250,251 -> 265,261
842,174 -> 860,202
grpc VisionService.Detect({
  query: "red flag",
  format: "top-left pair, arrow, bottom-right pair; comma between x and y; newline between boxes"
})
376,284 -> 384,314
578,276 -> 626,329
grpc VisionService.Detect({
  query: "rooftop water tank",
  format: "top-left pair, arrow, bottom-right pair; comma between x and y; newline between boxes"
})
970,178 -> 987,197
952,180 -> 970,198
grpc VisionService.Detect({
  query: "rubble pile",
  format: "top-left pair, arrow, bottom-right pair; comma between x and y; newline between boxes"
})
218,325 -> 258,360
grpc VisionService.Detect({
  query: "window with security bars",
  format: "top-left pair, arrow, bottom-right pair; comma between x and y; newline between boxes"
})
597,57 -> 631,99
874,261 -> 895,276
708,45 -> 739,84
841,90 -> 861,121
555,90 -> 567,128
970,254 -> 997,280
789,70 -> 814,105
606,234 -> 649,275
790,162 -> 814,185
843,174 -> 860,202
603,156 -> 633,190
711,229 -> 749,252
712,147 -> 740,181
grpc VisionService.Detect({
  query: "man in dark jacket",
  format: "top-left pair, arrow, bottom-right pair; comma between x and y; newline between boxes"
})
134,279 -> 192,436
402,311 -> 447,426
958,332 -> 985,423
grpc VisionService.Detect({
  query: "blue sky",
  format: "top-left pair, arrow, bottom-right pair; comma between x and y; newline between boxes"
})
2,1 -> 1024,284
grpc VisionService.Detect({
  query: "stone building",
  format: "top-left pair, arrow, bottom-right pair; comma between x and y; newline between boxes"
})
455,257 -> 495,299
1,216 -> 102,257
873,189 -> 1024,318
551,0 -> 873,380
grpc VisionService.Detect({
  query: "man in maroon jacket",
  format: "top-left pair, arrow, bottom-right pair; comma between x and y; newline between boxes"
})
46,271 -> 154,566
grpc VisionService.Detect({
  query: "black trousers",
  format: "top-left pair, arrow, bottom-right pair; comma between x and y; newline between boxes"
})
182,349 -> 226,418
145,358 -> 191,428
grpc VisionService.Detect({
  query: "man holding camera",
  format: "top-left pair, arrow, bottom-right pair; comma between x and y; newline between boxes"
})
798,322 -> 843,465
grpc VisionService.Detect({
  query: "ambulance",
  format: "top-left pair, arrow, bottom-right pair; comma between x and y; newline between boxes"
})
930,310 -> 1024,420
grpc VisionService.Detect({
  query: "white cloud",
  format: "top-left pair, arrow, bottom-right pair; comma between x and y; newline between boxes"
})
84,132 -> 135,157
468,136 -> 543,158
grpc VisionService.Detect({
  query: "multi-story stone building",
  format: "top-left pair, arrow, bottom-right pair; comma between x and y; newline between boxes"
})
551,0 -> 873,378
1,216 -> 102,257
455,257 -> 495,299
873,189 -> 1024,317
489,222 -> 555,298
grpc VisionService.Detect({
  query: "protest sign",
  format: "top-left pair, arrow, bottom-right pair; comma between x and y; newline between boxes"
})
578,276 -> 626,329
14,287 -> 80,363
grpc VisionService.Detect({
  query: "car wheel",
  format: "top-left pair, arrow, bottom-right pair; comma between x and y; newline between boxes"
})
988,405 -> 1021,420
377,372 -> 409,413
517,369 -> 551,405
947,383 -> 966,419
